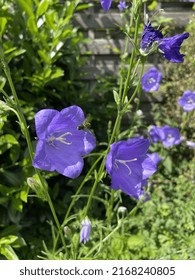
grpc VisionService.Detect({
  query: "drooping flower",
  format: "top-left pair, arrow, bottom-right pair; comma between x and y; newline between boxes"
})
118,1 -> 127,12
149,125 -> 181,148
140,22 -> 163,55
178,90 -> 195,112
33,106 -> 96,178
100,0 -> 112,11
159,33 -> 189,63
80,218 -> 91,244
141,67 -> 162,92
105,138 -> 158,200
140,20 -> 189,63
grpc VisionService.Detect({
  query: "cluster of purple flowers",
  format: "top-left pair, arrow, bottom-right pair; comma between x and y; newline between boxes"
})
33,106 -> 159,202
149,125 -> 181,148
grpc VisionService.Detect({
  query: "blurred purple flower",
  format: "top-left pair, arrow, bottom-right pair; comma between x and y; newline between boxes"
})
148,152 -> 162,165
80,218 -> 91,244
149,125 -> 181,148
105,138 -> 158,200
159,33 -> 189,63
178,90 -> 195,112
33,106 -> 96,178
118,1 -> 127,11
148,125 -> 162,143
140,23 -> 163,54
100,0 -> 112,11
141,67 -> 162,92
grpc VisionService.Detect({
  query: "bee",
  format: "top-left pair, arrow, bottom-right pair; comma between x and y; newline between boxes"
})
77,119 -> 91,130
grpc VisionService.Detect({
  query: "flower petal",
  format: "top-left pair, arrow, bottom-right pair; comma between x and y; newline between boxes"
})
48,106 -> 85,134
35,109 -> 59,139
46,141 -> 84,178
33,140 -> 55,171
100,0 -> 112,11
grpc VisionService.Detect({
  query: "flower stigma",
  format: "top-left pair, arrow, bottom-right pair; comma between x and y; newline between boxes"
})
47,132 -> 72,147
115,158 -> 137,175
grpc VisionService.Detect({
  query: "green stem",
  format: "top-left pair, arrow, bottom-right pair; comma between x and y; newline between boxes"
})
63,154 -> 104,226
121,0 -> 142,104
84,222 -> 121,259
83,112 -> 122,217
123,60 -> 145,112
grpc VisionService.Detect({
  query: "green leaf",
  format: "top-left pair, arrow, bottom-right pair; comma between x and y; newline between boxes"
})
0,17 -> 7,35
12,236 -> 26,248
17,0 -> 34,17
0,76 -> 6,90
50,68 -> 64,80
27,16 -> 38,33
0,235 -> 18,245
113,90 -> 120,106
163,155 -> 172,173
0,134 -> 19,155
0,244 -> 19,260
76,3 -> 93,11
148,1 -> 157,11
128,235 -> 145,249
36,0 -> 50,18
38,50 -> 51,64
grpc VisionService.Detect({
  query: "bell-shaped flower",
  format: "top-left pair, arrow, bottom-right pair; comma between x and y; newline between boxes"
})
105,138 -> 158,200
141,67 -> 162,92
178,90 -> 195,112
140,20 -> 189,63
118,1 -> 127,12
100,0 -> 112,11
140,22 -> 163,55
149,125 -> 181,148
80,218 -> 91,244
33,106 -> 96,178
159,32 -> 189,63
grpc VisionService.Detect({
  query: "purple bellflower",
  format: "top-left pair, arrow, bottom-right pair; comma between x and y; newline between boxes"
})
33,106 -> 96,178
80,218 -> 91,244
140,20 -> 189,63
118,1 -> 127,12
159,33 -> 190,63
140,22 -> 163,55
100,0 -> 112,11
149,125 -> 181,148
105,138 -> 158,200
141,67 -> 162,92
178,90 -> 195,112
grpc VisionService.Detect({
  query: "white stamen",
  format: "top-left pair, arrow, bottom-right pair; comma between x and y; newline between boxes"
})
115,158 -> 137,175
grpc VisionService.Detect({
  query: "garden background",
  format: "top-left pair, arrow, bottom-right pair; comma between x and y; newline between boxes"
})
0,0 -> 195,260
